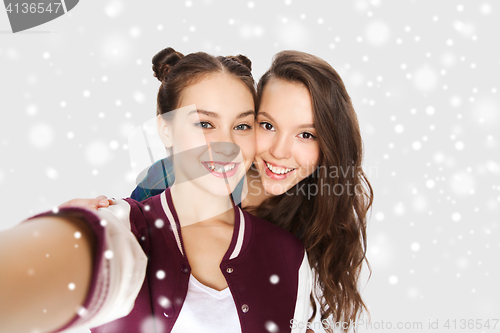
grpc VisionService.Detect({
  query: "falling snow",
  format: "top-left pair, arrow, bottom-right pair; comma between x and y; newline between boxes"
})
45,167 -> 59,180
265,321 -> 279,333
155,219 -> 164,228
413,64 -> 439,92
140,316 -> 165,333
156,270 -> 166,280
29,124 -> 54,148
104,250 -> 114,259
104,1 -> 124,18
389,275 -> 399,285
158,296 -> 171,308
85,141 -> 111,166
1,0 -> 498,329
364,20 -> 391,46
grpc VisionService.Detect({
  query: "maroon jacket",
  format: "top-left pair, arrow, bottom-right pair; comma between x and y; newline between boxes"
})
43,188 -> 310,333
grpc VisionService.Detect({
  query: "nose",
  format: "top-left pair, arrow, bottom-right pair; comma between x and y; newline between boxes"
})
268,133 -> 291,160
208,130 -> 240,157
209,141 -> 240,156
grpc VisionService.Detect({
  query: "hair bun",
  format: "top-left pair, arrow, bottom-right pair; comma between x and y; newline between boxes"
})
226,54 -> 252,72
152,47 -> 185,82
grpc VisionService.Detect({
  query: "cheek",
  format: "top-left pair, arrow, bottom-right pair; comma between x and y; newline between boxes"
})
235,136 -> 256,162
255,130 -> 273,156
173,127 -> 207,152
294,143 -> 320,172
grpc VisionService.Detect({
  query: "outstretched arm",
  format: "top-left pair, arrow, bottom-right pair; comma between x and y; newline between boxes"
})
0,215 -> 95,333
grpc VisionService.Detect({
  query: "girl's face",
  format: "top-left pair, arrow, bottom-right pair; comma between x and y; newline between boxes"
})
159,73 -> 255,197
254,78 -> 320,195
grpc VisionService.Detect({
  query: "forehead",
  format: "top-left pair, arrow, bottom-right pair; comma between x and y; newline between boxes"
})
258,78 -> 314,123
178,73 -> 255,115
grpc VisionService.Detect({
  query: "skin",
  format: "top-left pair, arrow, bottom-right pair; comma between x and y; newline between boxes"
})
0,216 -> 94,333
60,195 -> 113,210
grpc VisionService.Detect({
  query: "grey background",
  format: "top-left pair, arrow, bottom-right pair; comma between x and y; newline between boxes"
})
1,0 -> 499,332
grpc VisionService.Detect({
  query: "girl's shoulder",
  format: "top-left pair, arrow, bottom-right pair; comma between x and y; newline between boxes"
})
242,210 -> 305,255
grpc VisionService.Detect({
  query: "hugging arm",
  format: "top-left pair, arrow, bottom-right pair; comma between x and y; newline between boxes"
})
60,194 -> 113,210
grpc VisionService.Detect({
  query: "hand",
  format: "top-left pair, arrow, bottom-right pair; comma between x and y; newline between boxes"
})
59,195 -> 114,210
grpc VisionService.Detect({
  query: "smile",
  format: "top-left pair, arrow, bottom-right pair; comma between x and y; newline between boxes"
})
202,161 -> 240,178
264,160 -> 296,179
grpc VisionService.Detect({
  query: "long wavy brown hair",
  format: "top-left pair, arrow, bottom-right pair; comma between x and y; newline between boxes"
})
250,50 -> 373,331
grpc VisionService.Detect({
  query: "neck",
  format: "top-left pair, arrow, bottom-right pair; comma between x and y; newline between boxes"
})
170,181 -> 235,227
241,165 -> 273,209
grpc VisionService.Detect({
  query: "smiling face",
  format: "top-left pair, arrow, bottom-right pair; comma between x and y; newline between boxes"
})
254,78 -> 320,195
158,73 -> 256,197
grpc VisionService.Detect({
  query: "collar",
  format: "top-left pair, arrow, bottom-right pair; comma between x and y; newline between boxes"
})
159,188 -> 248,261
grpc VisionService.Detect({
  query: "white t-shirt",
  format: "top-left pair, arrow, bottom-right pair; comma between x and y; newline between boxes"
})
170,274 -> 242,333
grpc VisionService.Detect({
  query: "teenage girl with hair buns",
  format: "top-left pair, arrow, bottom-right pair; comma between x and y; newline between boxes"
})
0,48 -> 313,333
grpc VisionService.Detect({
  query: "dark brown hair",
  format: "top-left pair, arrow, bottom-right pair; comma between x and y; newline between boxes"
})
152,47 -> 257,115
251,50 -> 373,331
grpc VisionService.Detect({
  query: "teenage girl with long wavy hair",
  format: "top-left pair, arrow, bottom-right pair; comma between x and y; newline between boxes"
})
249,51 -> 373,330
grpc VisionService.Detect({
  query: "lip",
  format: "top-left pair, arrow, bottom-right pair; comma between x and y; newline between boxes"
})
263,160 -> 296,180
202,161 -> 240,178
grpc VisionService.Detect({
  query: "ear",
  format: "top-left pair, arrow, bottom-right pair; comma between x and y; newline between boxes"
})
157,114 -> 173,148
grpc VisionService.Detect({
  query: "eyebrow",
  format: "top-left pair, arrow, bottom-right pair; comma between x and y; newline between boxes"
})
258,111 -> 315,129
188,109 -> 219,118
237,110 -> 256,119
188,109 -> 255,119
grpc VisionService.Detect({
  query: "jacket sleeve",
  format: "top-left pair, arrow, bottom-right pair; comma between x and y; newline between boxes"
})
291,251 -> 313,333
81,199 -> 148,329
40,200 -> 148,332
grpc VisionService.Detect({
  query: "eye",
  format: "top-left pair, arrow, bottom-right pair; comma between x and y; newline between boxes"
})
259,121 -> 275,131
298,132 -> 316,140
234,123 -> 253,131
194,121 -> 214,129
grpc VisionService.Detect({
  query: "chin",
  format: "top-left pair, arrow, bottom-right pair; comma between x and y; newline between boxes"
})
200,184 -> 238,198
195,174 -> 241,198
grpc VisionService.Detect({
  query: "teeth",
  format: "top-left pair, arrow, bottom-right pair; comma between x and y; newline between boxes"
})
266,162 -> 294,175
206,163 -> 235,173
